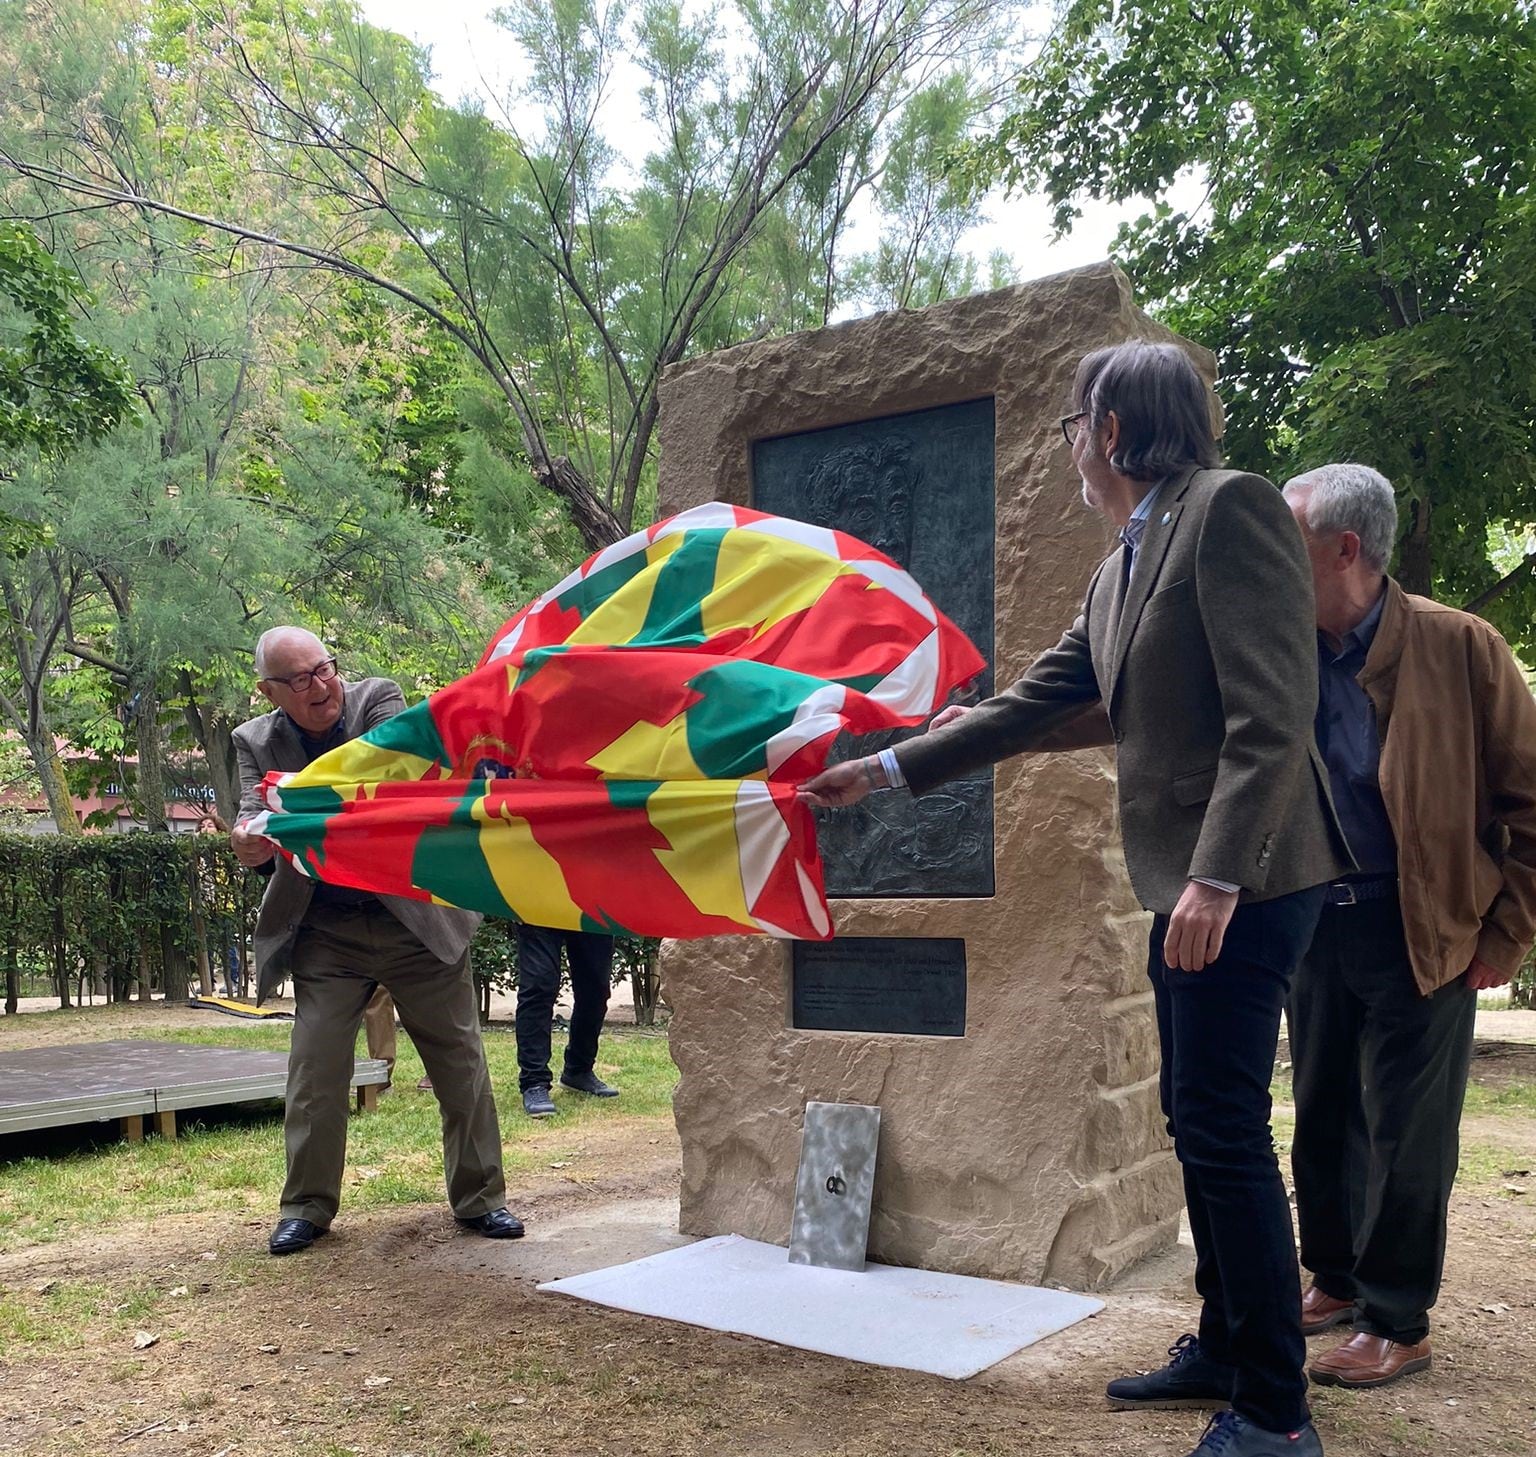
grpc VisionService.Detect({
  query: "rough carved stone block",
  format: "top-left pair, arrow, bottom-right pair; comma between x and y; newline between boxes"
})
655,263 -> 1210,1287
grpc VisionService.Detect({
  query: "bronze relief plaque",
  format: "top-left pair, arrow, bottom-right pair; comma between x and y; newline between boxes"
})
752,398 -> 995,897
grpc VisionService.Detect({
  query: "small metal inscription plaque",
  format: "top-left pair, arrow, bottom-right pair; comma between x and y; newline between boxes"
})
792,938 -> 966,1037
789,1100 -> 881,1271
753,399 -> 996,898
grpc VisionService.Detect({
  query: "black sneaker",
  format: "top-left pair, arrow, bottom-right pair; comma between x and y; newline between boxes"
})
1107,1334 -> 1236,1410
1186,1411 -> 1323,1456
522,1085 -> 556,1118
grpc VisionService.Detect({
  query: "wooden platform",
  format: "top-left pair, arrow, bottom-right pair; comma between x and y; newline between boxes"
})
0,1039 -> 391,1141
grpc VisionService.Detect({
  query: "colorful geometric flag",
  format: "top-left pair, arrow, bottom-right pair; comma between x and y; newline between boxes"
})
244,503 -> 984,940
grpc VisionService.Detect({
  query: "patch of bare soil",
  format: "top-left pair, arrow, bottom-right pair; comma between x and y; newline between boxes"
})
1470,1039 -> 1536,1091
1,1044 -> 1534,1456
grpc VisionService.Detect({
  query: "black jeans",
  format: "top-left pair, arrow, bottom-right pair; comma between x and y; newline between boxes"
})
1149,888 -> 1324,1435
514,925 -> 614,1093
1288,896 -> 1475,1344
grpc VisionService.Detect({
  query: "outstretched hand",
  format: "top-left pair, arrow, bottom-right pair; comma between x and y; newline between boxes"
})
930,703 -> 973,731
798,756 -> 885,808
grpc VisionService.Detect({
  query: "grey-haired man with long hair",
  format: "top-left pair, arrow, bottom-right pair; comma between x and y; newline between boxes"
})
1282,464 -> 1536,1388
804,341 -> 1352,1457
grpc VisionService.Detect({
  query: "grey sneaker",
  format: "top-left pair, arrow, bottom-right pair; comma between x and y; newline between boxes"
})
522,1085 -> 556,1118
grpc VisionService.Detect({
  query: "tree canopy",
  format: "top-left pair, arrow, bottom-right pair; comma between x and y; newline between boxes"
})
967,0 -> 1536,651
0,0 -> 1010,824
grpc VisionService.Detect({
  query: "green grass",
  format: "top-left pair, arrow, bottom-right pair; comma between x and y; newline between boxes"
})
1462,1079 -> 1536,1116
0,1022 -> 679,1254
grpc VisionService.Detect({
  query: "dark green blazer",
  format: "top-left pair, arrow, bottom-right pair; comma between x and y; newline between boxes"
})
896,466 -> 1352,912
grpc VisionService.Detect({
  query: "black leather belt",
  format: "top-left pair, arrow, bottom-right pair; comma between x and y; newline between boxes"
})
1324,876 -> 1398,906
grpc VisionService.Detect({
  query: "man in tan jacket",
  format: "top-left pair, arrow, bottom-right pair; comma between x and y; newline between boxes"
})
805,341 -> 1351,1457
1282,464 -> 1536,1388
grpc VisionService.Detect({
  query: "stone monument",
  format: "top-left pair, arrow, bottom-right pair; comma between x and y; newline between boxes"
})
654,262 -> 1206,1288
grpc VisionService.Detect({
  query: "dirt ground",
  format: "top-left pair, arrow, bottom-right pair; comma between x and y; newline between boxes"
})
2,1019 -> 1534,1457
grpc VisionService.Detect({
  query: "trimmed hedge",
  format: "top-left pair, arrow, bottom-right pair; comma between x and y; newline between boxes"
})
0,833 -> 664,1024
0,832 -> 258,1011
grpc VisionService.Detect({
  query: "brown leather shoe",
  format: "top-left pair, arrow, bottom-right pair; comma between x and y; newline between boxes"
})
1301,1284 -> 1355,1335
1309,1332 -> 1431,1388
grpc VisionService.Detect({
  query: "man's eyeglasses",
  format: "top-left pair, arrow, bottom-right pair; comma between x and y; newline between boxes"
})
1060,411 -> 1089,445
263,658 -> 339,694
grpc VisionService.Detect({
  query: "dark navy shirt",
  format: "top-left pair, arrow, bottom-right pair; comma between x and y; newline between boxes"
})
288,711 -> 376,909
1314,591 -> 1397,877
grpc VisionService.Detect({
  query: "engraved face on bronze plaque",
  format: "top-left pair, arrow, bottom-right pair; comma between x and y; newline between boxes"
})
752,398 -> 996,898
792,938 -> 966,1037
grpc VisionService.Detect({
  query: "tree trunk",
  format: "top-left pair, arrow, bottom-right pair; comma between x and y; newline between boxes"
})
25,732 -> 83,836
180,681 -> 242,825
1399,474 -> 1433,597
4,946 -> 17,1015
51,876 -> 70,1010
137,941 -> 153,1002
133,678 -> 169,832
160,921 -> 188,1003
632,944 -> 661,1028
204,718 -> 241,827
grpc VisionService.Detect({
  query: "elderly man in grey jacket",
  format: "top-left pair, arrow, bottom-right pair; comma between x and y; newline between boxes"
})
232,626 -> 523,1255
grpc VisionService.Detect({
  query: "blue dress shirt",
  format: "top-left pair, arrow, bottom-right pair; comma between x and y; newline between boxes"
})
1315,591 -> 1397,877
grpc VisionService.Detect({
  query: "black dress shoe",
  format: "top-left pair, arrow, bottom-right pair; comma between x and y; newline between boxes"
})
1106,1333 -> 1236,1410
457,1207 -> 526,1239
268,1218 -> 327,1256
560,1070 -> 619,1097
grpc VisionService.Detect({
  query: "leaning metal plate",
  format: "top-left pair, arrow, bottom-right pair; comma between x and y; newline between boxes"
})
788,1101 -> 881,1271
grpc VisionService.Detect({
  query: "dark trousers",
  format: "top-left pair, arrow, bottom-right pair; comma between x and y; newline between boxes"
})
515,925 -> 614,1093
1289,897 -> 1475,1344
1149,889 -> 1323,1435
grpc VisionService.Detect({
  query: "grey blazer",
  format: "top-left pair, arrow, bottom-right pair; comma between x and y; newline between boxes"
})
897,466 -> 1353,912
234,676 -> 482,1004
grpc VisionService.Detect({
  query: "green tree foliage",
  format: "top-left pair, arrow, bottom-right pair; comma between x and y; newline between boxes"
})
0,1 -> 501,825
0,220 -> 135,456
4,0 -> 1012,551
967,0 -> 1536,649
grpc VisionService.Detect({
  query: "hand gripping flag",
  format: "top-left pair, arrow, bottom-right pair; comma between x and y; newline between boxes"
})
244,503 -> 984,940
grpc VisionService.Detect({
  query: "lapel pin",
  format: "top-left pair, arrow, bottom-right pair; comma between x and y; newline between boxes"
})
1161,511 -> 1171,524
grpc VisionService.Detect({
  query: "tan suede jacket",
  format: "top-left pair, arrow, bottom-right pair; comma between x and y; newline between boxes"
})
1363,579 -> 1536,993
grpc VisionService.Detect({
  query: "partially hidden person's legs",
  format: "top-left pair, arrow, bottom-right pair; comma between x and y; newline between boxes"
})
514,925 -> 564,1095
376,911 -> 507,1223
561,932 -> 616,1092
1288,907 -> 1367,1324
1309,898 -> 1473,1387
362,984 -> 398,1085
278,910 -> 375,1233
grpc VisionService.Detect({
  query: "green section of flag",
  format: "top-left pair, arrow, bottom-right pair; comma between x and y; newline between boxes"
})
606,779 -> 661,810
581,907 -> 638,936
685,661 -> 826,778
555,541 -> 652,617
265,783 -> 345,870
362,699 -> 451,770
632,529 -> 725,646
409,783 -> 509,916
